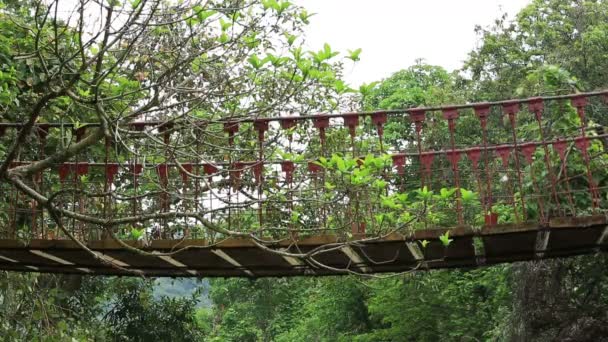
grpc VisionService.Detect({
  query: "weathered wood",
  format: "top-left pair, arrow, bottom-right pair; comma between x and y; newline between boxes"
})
0,215 -> 605,277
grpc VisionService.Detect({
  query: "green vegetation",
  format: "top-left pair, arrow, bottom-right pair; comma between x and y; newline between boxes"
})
1,0 -> 608,340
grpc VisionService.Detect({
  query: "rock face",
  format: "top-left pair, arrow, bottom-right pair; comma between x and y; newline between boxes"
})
510,255 -> 608,342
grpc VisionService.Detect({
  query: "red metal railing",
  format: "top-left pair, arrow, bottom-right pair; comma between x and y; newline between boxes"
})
0,91 -> 607,241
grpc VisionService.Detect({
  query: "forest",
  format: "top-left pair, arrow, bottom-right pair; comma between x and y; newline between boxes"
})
1,0 -> 608,340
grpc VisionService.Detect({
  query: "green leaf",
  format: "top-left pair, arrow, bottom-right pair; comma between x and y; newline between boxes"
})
347,48 -> 362,61
440,187 -> 456,199
248,54 -> 262,69
291,47 -> 303,61
262,0 -> 278,10
324,181 -> 336,190
460,188 -> 478,203
285,33 -> 297,46
373,179 -> 387,189
219,33 -> 229,43
130,228 -> 143,240
381,195 -> 402,209
317,157 -> 328,167
439,231 -> 453,247
195,8 -> 216,22
334,80 -> 347,93
290,211 -> 300,223
416,186 -> 433,200
220,18 -> 232,31
399,212 -> 412,223
420,240 -> 430,248
277,1 -> 291,14
298,9 -> 313,24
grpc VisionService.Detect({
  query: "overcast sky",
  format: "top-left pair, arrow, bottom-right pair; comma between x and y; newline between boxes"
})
294,0 -> 531,87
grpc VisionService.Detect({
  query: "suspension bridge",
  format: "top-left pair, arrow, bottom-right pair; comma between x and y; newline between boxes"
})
0,91 -> 607,277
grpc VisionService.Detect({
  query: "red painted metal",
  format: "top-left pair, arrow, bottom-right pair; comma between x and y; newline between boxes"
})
442,108 -> 459,132
372,112 -> 387,135
529,99 -> 561,212
409,109 -> 425,134
76,163 -> 89,176
254,120 -> 269,142
467,147 -> 486,215
351,222 -> 366,235
442,107 -> 459,120
313,117 -> 330,129
520,143 -> 536,164
446,151 -> 461,169
473,103 -> 490,118
281,161 -> 295,183
156,164 -> 169,182
574,136 -> 589,152
131,164 -> 143,176
419,153 -> 434,177
409,109 -> 425,122
474,104 -> 490,129
223,122 -> 239,134
252,161 -> 264,184
224,122 -> 239,145
106,164 -> 119,183
343,114 -> 359,139
502,101 -> 520,115
58,164 -> 71,182
203,163 -> 218,176
392,155 -> 405,175
3,89 -> 608,252
528,98 -> 544,120
75,127 -> 87,142
571,96 -> 588,121
570,96 -> 598,208
484,213 -> 498,226
496,146 -> 511,167
504,100 -> 527,221
313,116 -> 329,147
307,161 -> 323,174
442,107 -> 463,224
180,163 -> 193,183
280,118 -> 297,131
129,122 -> 147,131
466,148 -> 482,169
553,140 -> 567,161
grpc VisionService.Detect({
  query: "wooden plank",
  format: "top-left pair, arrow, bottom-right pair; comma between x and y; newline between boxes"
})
0,215 -> 605,277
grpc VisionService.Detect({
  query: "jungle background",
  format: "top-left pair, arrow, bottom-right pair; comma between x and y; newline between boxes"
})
1,0 -> 608,340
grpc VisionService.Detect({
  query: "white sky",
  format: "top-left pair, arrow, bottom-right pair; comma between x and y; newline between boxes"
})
295,0 -> 531,87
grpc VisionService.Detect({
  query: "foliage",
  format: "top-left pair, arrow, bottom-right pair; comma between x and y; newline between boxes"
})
203,2 -> 608,341
0,0 -> 356,243
0,273 -> 206,341
105,279 -> 203,341
1,0 -> 608,340
204,269 -> 512,342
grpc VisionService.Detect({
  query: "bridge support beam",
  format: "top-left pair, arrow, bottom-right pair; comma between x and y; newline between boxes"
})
406,242 -> 424,261
341,246 -> 371,273
155,253 -> 197,275
30,250 -> 74,265
211,249 -> 254,277
535,230 -> 551,258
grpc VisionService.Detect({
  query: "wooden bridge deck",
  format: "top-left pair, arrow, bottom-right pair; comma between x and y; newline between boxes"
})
0,215 -> 607,277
